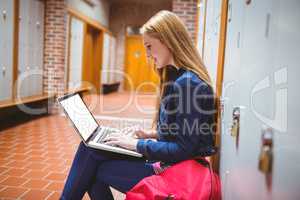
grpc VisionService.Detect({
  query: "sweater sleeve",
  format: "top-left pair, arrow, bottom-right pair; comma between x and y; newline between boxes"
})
136,78 -> 215,163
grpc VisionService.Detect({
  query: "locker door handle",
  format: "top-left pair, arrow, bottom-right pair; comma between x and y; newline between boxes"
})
228,2 -> 232,22
265,13 -> 271,38
36,21 -> 40,28
237,32 -> 241,48
26,66 -> 30,71
2,67 -> 6,76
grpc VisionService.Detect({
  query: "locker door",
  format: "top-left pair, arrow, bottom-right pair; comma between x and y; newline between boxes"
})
101,33 -> 110,84
202,0 -> 222,91
0,0 -> 14,101
197,0 -> 207,56
36,0 -> 44,95
30,0 -> 44,96
27,0 -> 35,97
264,0 -> 300,198
68,17 -> 84,89
219,0 -> 246,198
220,0 -> 300,199
109,36 -> 116,83
18,0 -> 31,98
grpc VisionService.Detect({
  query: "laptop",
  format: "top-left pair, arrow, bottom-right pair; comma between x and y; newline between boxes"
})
57,92 -> 143,158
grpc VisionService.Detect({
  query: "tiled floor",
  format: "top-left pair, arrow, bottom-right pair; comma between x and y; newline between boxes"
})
0,92 -> 156,200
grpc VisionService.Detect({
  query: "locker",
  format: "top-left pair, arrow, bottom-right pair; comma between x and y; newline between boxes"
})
18,0 -> 31,98
202,0 -> 222,91
220,0 -> 300,199
30,0 -> 44,96
101,33 -> 110,84
219,0 -> 246,198
109,36 -> 116,83
196,0 -> 207,56
68,17 -> 84,89
0,0 -> 14,101
18,0 -> 44,98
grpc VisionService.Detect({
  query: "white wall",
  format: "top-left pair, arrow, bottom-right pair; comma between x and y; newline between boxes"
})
67,0 -> 110,28
68,17 -> 84,89
201,0 -> 222,91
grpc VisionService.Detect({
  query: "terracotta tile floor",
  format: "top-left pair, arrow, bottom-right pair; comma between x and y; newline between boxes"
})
0,92 -> 156,200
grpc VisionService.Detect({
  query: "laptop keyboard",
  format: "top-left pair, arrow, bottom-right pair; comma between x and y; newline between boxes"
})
97,128 -> 116,144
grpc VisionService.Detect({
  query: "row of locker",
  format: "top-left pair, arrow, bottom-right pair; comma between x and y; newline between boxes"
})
198,0 -> 300,199
68,16 -> 117,91
0,0 -> 44,101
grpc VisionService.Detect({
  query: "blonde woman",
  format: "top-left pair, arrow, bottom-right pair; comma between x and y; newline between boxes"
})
61,10 -> 217,200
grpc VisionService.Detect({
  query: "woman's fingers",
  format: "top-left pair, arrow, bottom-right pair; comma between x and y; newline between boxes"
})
103,140 -> 119,146
103,136 -> 119,143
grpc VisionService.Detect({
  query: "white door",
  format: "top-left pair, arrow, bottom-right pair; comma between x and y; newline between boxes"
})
0,0 -> 14,101
68,17 -> 84,89
30,0 -> 44,96
197,0 -> 207,57
101,32 -> 110,84
18,0 -> 31,98
219,0 -> 246,198
202,0 -> 222,91
220,0 -> 300,199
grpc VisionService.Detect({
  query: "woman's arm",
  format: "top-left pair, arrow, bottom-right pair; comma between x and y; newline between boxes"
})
136,78 -> 215,163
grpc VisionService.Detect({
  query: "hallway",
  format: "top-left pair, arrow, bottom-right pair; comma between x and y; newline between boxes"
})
0,92 -> 156,199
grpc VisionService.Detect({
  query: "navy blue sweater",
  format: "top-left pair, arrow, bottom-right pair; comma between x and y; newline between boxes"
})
137,68 -> 216,163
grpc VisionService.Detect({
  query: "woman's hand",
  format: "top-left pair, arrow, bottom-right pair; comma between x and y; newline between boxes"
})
103,131 -> 139,151
119,126 -> 157,139
135,129 -> 157,139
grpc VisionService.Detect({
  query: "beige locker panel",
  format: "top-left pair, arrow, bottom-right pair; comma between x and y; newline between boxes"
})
0,0 -> 14,101
30,0 -> 44,96
68,17 -> 84,89
18,0 -> 31,98
101,33 -> 110,84
18,0 -> 44,98
197,0 -> 207,56
109,36 -> 116,83
202,0 -> 222,91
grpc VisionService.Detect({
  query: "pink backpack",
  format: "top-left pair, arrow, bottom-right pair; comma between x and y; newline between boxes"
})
126,159 -> 221,200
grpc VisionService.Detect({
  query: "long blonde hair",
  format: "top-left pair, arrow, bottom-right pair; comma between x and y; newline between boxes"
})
140,10 -> 214,126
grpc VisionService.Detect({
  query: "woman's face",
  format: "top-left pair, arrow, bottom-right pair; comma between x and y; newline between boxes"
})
143,34 -> 173,69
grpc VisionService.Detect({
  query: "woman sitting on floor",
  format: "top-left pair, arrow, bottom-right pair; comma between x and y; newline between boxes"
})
60,10 -> 217,200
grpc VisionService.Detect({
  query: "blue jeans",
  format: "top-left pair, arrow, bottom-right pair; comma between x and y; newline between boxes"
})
61,142 -> 155,200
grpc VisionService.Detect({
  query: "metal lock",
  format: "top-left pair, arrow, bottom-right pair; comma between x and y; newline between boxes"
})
230,107 -> 240,137
36,21 -> 40,28
2,10 -> 7,20
2,67 -> 6,76
258,127 -> 273,174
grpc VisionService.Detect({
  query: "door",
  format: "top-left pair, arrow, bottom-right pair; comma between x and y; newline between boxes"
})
82,24 -> 102,93
219,0 -> 246,197
30,0 -> 44,96
220,0 -> 300,199
196,0 -> 207,56
124,35 -> 159,92
202,0 -> 222,91
68,17 -> 84,90
101,32 -> 110,85
0,0 -> 14,101
18,0 -> 32,98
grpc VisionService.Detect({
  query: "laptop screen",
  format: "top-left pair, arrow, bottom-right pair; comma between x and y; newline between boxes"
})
59,94 -> 98,141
